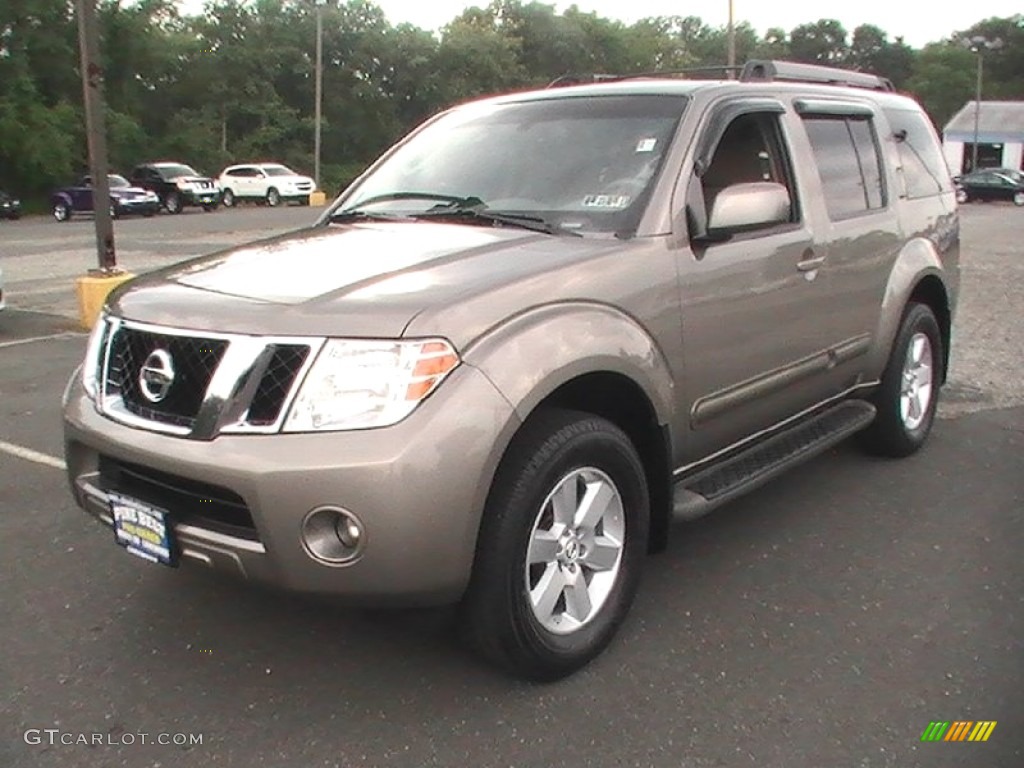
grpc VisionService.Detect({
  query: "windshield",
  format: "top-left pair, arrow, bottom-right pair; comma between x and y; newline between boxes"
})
263,165 -> 298,177
157,164 -> 199,179
108,175 -> 131,188
336,94 -> 687,235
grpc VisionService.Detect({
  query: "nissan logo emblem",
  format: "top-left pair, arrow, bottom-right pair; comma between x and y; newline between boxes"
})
139,349 -> 176,403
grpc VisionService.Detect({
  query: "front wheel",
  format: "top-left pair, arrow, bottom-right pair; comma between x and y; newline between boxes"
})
221,188 -> 235,207
860,303 -> 943,457
461,409 -> 649,681
164,191 -> 182,214
955,188 -> 969,204
1013,191 -> 1024,206
53,201 -> 71,222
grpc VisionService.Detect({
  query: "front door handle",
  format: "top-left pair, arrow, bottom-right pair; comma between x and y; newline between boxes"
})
797,252 -> 826,272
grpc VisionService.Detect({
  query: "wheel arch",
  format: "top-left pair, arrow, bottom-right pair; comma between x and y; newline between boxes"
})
870,238 -> 955,383
464,304 -> 677,555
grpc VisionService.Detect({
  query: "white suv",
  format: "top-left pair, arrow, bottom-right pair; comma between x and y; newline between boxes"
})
218,163 -> 315,207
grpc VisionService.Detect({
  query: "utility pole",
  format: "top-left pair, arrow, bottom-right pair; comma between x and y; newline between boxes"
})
76,0 -> 117,272
727,0 -> 736,75
314,0 -> 324,191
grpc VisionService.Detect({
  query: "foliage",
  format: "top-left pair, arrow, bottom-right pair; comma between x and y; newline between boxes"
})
1,0 -> 1021,202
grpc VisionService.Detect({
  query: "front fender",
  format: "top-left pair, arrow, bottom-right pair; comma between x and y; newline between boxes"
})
51,192 -> 73,207
461,302 -> 676,426
867,235 -> 954,378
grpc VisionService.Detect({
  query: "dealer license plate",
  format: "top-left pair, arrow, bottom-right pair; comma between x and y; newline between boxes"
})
109,493 -> 177,566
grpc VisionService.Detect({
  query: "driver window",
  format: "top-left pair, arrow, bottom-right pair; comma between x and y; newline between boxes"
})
700,112 -> 797,226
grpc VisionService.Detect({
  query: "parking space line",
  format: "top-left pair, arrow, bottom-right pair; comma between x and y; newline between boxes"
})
0,439 -> 66,470
0,332 -> 85,349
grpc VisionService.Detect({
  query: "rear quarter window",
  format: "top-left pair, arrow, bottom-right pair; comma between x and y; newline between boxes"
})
884,108 -> 954,199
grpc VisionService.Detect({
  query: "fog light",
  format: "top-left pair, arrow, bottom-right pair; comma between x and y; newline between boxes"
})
301,506 -> 365,565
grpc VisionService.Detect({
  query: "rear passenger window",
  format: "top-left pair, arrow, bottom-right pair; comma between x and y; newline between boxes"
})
803,115 -> 886,219
885,109 -> 954,199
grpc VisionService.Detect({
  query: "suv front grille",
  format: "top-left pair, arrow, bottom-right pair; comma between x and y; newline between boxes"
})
105,327 -> 227,428
247,344 -> 310,425
94,318 -> 320,438
99,455 -> 259,541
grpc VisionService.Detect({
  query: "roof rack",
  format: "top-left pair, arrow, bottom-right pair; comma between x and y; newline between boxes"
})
739,60 -> 894,92
546,60 -> 894,92
546,65 -> 743,89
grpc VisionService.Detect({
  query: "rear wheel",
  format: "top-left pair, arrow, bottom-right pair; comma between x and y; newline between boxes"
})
1013,191 -> 1024,206
461,409 -> 649,681
266,187 -> 281,207
955,188 -> 969,204
860,303 -> 942,457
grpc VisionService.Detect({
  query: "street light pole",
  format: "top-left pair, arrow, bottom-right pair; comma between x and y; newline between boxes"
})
972,51 -> 982,173
965,35 -> 1004,173
314,1 -> 324,191
75,0 -> 117,272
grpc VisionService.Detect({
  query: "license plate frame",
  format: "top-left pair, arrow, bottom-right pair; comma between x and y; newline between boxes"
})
109,492 -> 178,567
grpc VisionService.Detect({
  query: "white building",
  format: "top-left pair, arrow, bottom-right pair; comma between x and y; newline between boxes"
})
942,101 -> 1024,174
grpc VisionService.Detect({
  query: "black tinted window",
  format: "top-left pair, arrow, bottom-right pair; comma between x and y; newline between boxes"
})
885,108 -> 953,199
803,115 -> 885,219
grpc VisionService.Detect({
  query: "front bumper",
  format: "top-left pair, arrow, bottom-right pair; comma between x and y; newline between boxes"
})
114,199 -> 161,216
181,188 -> 221,206
64,364 -> 520,605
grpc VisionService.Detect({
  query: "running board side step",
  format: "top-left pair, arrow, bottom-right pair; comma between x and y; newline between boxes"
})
672,400 -> 876,521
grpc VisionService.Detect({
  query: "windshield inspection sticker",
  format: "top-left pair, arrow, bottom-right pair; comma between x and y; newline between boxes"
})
583,194 -> 631,209
636,138 -> 657,153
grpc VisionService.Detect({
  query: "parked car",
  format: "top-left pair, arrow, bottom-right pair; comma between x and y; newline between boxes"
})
0,263 -> 5,312
218,163 -> 314,207
64,60 -> 959,681
129,162 -> 221,214
1,189 -> 21,220
51,174 -> 161,222
954,168 -> 1024,205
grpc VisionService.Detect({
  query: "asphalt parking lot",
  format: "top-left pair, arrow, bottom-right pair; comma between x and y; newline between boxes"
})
1,205 -> 1022,767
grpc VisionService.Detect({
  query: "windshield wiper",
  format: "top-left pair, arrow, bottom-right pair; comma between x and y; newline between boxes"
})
328,209 -> 408,223
413,200 -> 581,237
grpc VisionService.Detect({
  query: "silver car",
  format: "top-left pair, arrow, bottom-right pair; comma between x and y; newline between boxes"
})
64,60 -> 959,680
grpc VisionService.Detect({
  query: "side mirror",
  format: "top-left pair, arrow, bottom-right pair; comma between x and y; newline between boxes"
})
707,182 -> 791,235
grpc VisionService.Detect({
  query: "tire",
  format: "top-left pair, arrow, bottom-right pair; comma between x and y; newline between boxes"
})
164,191 -> 182,214
461,408 -> 649,681
1013,191 -> 1024,207
266,187 -> 281,207
222,188 -> 235,207
955,188 -> 968,204
53,201 -> 71,222
108,204 -> 118,220
860,303 -> 943,458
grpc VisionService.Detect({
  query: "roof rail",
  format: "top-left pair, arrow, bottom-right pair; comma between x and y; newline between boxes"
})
739,60 -> 894,92
546,65 -> 744,89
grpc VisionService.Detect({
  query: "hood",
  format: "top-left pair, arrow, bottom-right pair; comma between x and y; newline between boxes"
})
111,186 -> 156,199
109,220 -> 624,341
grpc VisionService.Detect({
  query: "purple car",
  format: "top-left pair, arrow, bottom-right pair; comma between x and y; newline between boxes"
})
51,174 -> 162,222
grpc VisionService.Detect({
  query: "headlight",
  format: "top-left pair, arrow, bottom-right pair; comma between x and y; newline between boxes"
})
175,179 -> 189,190
284,338 -> 459,432
81,315 -> 109,400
